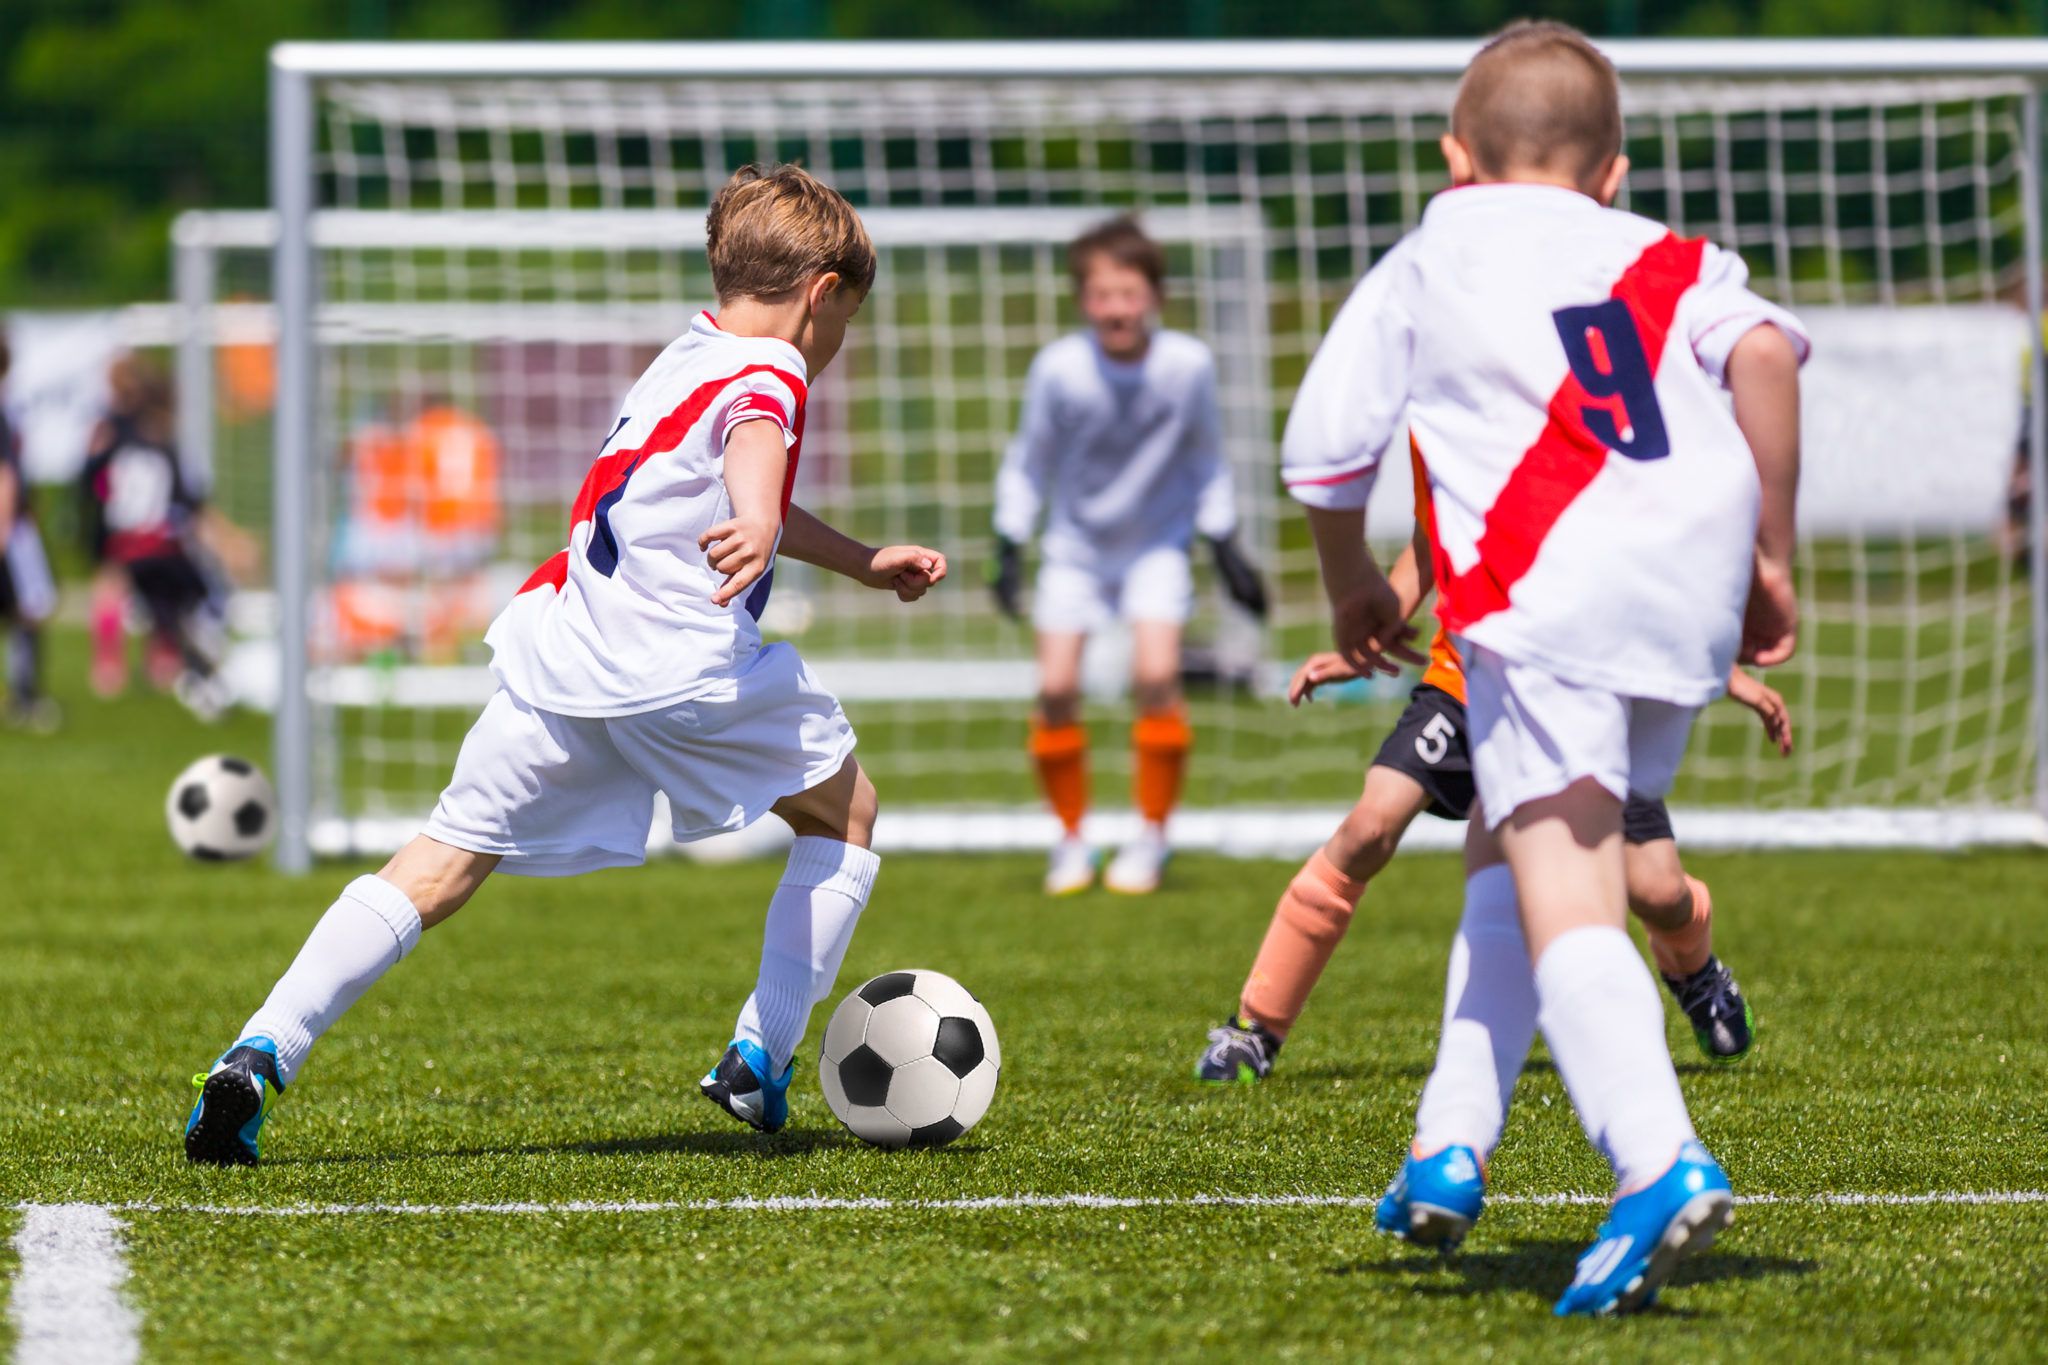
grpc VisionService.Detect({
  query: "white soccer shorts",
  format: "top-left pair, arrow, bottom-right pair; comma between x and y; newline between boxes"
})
424,642 -> 856,875
1031,543 -> 1194,632
1461,641 -> 1697,830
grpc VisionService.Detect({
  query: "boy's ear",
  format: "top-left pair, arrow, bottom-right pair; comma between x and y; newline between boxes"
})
1440,133 -> 1478,187
1595,154 -> 1630,206
805,270 -> 844,313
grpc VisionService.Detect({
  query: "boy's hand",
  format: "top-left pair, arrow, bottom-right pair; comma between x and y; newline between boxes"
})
989,537 -> 1023,618
1288,651 -> 1362,706
864,544 -> 948,602
699,514 -> 782,606
1207,535 -> 1269,619
1331,577 -> 1425,678
1727,667 -> 1794,756
1740,556 -> 1798,667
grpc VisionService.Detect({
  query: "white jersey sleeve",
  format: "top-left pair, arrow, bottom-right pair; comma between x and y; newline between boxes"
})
1187,349 -> 1236,540
993,348 -> 1057,545
1682,242 -> 1813,386
1281,238 -> 1419,512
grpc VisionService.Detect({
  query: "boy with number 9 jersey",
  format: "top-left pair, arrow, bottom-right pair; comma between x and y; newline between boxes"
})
1281,22 -> 1806,1315
185,165 -> 948,1163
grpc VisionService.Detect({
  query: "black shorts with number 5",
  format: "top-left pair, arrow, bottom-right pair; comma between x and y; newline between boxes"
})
1369,682 -> 1676,843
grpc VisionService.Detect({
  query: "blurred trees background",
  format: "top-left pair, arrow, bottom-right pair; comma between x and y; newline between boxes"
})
3,0 -> 2045,305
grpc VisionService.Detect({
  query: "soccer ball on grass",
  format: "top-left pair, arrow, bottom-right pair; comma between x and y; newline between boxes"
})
166,755 -> 276,861
820,969 -> 999,1148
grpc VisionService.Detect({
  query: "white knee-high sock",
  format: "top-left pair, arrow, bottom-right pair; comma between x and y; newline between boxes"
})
734,836 -> 881,1073
1413,864 -> 1538,1161
1535,924 -> 1697,1191
240,875 -> 422,1085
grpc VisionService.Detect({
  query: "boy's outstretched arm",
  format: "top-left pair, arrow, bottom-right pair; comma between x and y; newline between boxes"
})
1727,323 -> 1802,666
781,502 -> 947,602
700,419 -> 790,606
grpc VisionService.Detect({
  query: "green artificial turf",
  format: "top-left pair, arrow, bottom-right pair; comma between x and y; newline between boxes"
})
5,633 -> 2048,1361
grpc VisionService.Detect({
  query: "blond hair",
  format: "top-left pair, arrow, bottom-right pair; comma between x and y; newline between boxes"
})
1452,21 -> 1622,191
705,163 -> 876,303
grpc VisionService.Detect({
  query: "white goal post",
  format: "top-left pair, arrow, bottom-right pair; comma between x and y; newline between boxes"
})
259,39 -> 2048,871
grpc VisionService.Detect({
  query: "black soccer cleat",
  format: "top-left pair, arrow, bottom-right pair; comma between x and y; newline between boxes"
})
1194,1015 -> 1282,1083
184,1038 -> 285,1166
1662,955 -> 1754,1063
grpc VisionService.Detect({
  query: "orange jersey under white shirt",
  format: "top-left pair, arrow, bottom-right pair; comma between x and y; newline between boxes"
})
1408,437 -> 1468,703
1284,183 -> 1809,706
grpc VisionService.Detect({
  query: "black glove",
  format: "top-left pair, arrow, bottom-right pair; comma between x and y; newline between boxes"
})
1207,534 -> 1268,619
990,536 -> 1024,619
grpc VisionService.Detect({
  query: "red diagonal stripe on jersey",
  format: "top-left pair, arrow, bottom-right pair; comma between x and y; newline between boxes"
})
1436,232 -> 1705,634
568,364 -> 808,529
518,363 -> 808,596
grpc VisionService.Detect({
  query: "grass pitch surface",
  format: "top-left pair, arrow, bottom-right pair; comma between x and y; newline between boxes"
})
4,651 -> 2047,1361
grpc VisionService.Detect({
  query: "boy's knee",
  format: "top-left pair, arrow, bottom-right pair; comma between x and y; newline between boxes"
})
1330,803 -> 1402,880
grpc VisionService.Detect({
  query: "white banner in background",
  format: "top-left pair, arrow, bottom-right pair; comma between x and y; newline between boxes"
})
3,310 -> 126,483
1367,305 -> 2031,539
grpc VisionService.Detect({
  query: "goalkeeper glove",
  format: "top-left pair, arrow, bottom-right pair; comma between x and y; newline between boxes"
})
1207,534 -> 1269,619
990,536 -> 1024,619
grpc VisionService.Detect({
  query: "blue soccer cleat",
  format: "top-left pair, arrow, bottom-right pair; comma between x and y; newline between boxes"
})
699,1039 -> 792,1134
1375,1143 -> 1486,1251
184,1037 -> 284,1167
1554,1141 -> 1735,1317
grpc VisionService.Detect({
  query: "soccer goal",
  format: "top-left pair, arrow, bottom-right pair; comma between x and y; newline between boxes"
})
251,39 -> 2048,870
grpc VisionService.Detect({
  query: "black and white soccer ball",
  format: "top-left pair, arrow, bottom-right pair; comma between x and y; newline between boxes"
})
820,969 -> 999,1149
165,755 -> 276,861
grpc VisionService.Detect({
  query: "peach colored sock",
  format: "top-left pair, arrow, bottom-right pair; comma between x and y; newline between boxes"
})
1238,850 -> 1368,1038
1133,709 -> 1191,825
1030,720 -> 1089,835
1647,874 -> 1714,979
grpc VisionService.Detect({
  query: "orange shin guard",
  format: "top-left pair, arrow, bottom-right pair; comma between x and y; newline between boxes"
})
1132,708 -> 1192,825
1030,721 -> 1089,835
1239,850 -> 1368,1037
1647,874 -> 1714,979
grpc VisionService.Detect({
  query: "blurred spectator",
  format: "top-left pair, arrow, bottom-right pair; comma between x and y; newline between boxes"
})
0,331 -> 60,731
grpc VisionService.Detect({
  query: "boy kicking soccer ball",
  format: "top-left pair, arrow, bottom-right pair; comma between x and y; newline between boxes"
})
1196,448 -> 1792,1082
1281,23 -> 1805,1314
184,165 -> 947,1165
991,216 -> 1268,895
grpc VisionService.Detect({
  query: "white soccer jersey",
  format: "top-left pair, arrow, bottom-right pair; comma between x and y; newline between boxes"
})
1284,183 -> 1809,705
486,311 -> 808,717
995,328 -> 1236,568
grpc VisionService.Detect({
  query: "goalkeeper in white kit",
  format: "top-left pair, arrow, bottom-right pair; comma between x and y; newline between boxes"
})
991,216 -> 1268,895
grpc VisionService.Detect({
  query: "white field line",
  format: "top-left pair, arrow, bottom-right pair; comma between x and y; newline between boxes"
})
7,1204 -> 139,1365
22,1189 -> 2043,1217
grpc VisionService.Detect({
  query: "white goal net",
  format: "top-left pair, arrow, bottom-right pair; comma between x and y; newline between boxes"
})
243,42 -> 2047,868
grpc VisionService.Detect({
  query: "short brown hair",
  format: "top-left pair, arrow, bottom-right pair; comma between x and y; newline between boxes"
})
1453,21 -> 1622,190
1067,216 -> 1166,294
705,163 -> 876,303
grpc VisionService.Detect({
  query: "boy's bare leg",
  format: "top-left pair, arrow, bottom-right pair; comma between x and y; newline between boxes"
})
1111,618 -> 1188,893
704,756 -> 884,1131
1031,630 -> 1093,891
1502,781 -> 1696,1191
1627,837 -> 1752,1060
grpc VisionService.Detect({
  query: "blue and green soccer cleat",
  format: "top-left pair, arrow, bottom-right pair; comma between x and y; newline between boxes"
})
184,1037 -> 284,1167
1663,955 -> 1755,1062
699,1039 -> 792,1133
1375,1144 -> 1486,1251
1554,1141 -> 1734,1317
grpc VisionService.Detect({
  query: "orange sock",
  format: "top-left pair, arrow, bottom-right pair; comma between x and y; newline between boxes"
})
1647,874 -> 1714,979
1030,720 -> 1089,835
1132,708 -> 1191,825
1239,850 -> 1367,1038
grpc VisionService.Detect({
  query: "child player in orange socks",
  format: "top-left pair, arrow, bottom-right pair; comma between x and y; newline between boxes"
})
992,217 -> 1268,895
1196,442 -> 1793,1081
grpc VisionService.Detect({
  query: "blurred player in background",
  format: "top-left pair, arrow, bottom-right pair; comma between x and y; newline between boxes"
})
1279,23 -> 1805,1314
992,216 -> 1268,896
1196,443 -> 1790,1083
0,332 -> 59,731
185,164 -> 947,1165
78,356 -> 255,718
332,402 -> 504,662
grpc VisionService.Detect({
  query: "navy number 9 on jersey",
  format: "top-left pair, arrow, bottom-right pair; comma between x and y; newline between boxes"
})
1552,299 -> 1670,462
